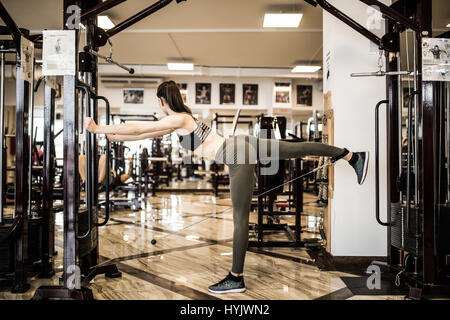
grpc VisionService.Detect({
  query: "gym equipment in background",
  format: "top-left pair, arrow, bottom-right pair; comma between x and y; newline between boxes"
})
249,115 -> 325,248
0,6 -> 59,293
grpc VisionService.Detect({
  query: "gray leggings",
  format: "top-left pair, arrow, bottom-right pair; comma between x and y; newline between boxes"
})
214,135 -> 346,274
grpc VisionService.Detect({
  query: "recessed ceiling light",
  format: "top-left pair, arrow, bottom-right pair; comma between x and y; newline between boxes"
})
98,16 -> 115,30
447,23 -> 450,27
263,13 -> 303,28
168,63 -> 194,71
292,65 -> 321,73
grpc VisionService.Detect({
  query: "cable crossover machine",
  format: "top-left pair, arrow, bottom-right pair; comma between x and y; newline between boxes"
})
0,0 -> 187,300
306,0 -> 450,299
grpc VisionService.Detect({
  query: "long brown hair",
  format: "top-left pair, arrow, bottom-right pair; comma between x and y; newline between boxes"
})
157,81 -> 192,114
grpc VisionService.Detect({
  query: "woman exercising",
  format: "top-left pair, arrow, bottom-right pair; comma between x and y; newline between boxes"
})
84,80 -> 369,294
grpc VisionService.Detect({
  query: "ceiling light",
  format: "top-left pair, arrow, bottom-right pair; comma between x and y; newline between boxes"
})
168,63 -> 194,71
447,23 -> 450,27
292,65 -> 321,73
263,13 -> 303,28
98,16 -> 115,30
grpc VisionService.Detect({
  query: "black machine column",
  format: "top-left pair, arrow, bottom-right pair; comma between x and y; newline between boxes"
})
62,0 -> 80,290
0,51 -> 5,226
384,17 -> 401,269
85,4 -> 100,270
39,84 -> 56,278
415,0 -> 436,285
13,50 -> 31,293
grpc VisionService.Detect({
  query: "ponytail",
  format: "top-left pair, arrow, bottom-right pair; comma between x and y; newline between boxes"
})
157,80 -> 192,114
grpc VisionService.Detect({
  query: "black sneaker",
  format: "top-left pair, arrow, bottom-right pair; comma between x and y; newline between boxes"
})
350,152 -> 369,185
208,273 -> 246,294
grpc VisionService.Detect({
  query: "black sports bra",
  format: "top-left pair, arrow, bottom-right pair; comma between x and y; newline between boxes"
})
178,116 -> 212,151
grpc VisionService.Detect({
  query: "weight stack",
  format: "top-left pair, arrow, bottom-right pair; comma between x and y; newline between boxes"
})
390,202 -> 419,256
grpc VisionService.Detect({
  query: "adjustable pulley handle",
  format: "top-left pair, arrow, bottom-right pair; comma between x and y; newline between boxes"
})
351,71 -> 411,77
88,49 -> 134,74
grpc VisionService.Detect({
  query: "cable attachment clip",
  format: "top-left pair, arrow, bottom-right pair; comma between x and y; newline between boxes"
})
377,50 -> 384,74
395,269 -> 404,287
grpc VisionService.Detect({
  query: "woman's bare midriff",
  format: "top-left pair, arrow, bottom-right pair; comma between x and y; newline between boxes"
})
194,132 -> 225,160
174,113 -> 225,161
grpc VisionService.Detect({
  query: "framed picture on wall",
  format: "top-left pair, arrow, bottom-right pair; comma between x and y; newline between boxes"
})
275,82 -> 291,104
243,84 -> 258,105
219,83 -> 235,105
123,88 -> 144,104
296,85 -> 313,106
195,83 -> 211,104
178,83 -> 188,103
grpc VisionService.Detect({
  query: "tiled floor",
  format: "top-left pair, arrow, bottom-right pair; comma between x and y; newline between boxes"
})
0,178 -> 436,300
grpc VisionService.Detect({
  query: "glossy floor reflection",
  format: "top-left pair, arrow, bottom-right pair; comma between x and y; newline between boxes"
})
0,178 -> 419,300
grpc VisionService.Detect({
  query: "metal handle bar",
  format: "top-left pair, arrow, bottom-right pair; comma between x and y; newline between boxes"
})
94,95 -> 111,227
375,99 -> 391,226
88,49 -> 134,74
76,85 -> 93,239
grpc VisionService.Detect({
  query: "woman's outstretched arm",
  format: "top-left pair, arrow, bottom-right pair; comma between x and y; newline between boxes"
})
84,114 -> 184,135
106,129 -> 173,142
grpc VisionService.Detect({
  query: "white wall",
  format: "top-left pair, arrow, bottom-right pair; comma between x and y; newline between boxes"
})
175,77 -> 273,115
97,75 -> 324,131
323,0 -> 389,256
97,85 -> 160,116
